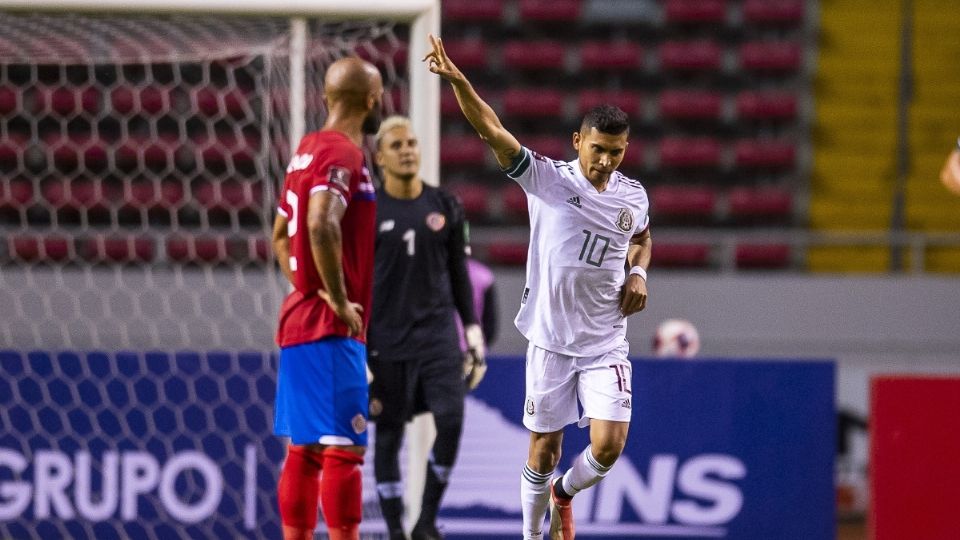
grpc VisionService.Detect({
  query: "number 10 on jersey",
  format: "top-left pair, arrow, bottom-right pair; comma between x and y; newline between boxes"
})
579,229 -> 611,267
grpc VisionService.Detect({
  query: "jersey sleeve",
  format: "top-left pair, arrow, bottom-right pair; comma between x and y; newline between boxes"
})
303,142 -> 361,207
502,146 -> 561,197
443,192 -> 477,326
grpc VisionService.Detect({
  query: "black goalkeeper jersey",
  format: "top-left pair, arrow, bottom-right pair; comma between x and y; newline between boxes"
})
367,185 -> 476,362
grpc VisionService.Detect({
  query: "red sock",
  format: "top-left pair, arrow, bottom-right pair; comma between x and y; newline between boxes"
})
278,445 -> 323,531
320,447 -> 364,540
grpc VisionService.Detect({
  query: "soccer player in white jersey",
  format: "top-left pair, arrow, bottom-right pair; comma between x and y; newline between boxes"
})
424,35 -> 652,540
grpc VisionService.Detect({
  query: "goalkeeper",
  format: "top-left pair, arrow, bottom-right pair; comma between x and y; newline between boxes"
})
367,115 -> 487,540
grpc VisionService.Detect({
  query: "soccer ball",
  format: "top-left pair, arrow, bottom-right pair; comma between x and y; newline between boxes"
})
652,319 -> 700,358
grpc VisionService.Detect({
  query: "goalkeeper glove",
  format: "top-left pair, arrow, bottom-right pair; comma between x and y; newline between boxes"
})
463,323 -> 487,390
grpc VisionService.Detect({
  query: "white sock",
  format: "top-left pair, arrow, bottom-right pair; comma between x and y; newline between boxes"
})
521,463 -> 552,539
562,445 -> 613,497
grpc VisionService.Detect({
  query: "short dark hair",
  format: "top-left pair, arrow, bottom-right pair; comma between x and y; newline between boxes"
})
581,104 -> 630,135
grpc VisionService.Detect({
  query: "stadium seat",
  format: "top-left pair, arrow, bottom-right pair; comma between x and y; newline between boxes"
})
35,85 -> 101,117
727,186 -> 793,223
519,0 -> 582,22
0,132 -> 27,169
576,89 -> 643,117
742,0 -> 804,25
83,235 -> 155,264
658,89 -> 723,121
485,241 -> 528,266
440,39 -> 489,70
41,178 -> 108,210
734,139 -> 796,169
735,243 -> 791,269
8,235 -> 41,262
503,88 -> 565,118
648,185 -> 717,221
8,235 -> 72,262
445,182 -> 491,222
247,236 -> 269,262
658,137 -> 722,167
0,178 -> 34,211
0,86 -> 17,115
503,40 -> 566,71
523,135 -> 573,162
115,133 -> 177,170
501,183 -> 528,218
736,90 -> 798,121
43,132 -> 109,172
166,235 -> 227,264
664,0 -> 728,24
651,242 -> 712,268
443,0 -> 504,22
355,39 -> 407,71
620,140 -> 645,168
109,85 -> 171,116
42,236 -> 71,262
192,86 -> 249,118
659,40 -> 724,72
582,0 -> 659,25
440,134 -> 487,166
739,41 -> 802,72
580,41 -> 643,71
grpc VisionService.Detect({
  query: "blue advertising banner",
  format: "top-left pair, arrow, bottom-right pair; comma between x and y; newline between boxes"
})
0,352 -> 833,539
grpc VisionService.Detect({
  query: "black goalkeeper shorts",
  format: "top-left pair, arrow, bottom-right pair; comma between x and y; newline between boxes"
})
368,352 -> 465,428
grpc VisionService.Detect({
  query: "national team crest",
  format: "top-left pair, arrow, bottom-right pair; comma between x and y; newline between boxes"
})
426,212 -> 446,231
351,413 -> 367,434
616,208 -> 634,233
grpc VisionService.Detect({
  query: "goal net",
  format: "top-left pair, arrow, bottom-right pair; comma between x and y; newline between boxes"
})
0,7 -> 436,539
0,12 -> 411,350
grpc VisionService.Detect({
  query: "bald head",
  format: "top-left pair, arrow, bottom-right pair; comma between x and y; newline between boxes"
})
324,57 -> 383,107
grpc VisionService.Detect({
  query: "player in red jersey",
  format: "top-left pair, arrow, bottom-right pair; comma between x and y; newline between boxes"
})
271,57 -> 383,540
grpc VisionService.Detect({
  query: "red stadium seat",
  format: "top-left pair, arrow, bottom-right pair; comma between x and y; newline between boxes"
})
620,140 -> 646,168
736,90 -> 798,121
523,135 -> 573,162
83,235 -> 155,263
734,139 -> 796,169
440,134 -> 487,166
192,86 -> 250,118
42,236 -> 71,262
649,185 -> 717,217
34,85 -> 100,117
651,242 -> 712,269
440,39 -> 489,70
501,183 -> 528,217
355,39 -> 407,70
41,178 -> 110,210
247,236 -> 270,262
43,133 -> 109,172
727,186 -> 793,221
659,137 -> 722,167
485,241 -> 528,266
158,180 -> 186,209
519,0 -> 582,22
443,0 -> 504,21
445,182 -> 491,222
739,41 -> 802,72
576,89 -> 643,117
735,243 -> 791,269
580,41 -> 643,71
503,88 -> 565,118
1,178 -> 34,210
658,89 -> 723,121
166,235 -> 226,264
659,40 -> 724,72
0,132 -> 26,169
664,0 -> 728,24
109,85 -> 171,116
115,133 -> 178,170
9,236 -> 41,262
0,86 -> 17,115
503,40 -> 566,71
742,0 -> 804,25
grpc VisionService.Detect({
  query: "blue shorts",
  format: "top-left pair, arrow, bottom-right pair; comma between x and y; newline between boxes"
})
274,337 -> 369,446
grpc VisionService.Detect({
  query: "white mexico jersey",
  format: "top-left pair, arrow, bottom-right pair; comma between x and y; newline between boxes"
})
505,146 -> 650,357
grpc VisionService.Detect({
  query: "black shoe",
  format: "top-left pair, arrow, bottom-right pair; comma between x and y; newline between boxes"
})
410,522 -> 443,540
389,529 -> 407,540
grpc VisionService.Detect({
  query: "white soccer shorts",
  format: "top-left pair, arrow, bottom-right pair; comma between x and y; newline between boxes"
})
522,340 -> 633,433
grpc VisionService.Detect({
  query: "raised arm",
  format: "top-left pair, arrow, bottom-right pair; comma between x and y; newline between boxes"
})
423,34 -> 522,169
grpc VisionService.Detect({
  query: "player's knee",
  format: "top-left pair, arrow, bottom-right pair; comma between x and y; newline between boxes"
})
592,441 -> 625,468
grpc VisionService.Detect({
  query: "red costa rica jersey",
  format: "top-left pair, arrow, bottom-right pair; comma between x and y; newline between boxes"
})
275,130 -> 376,347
